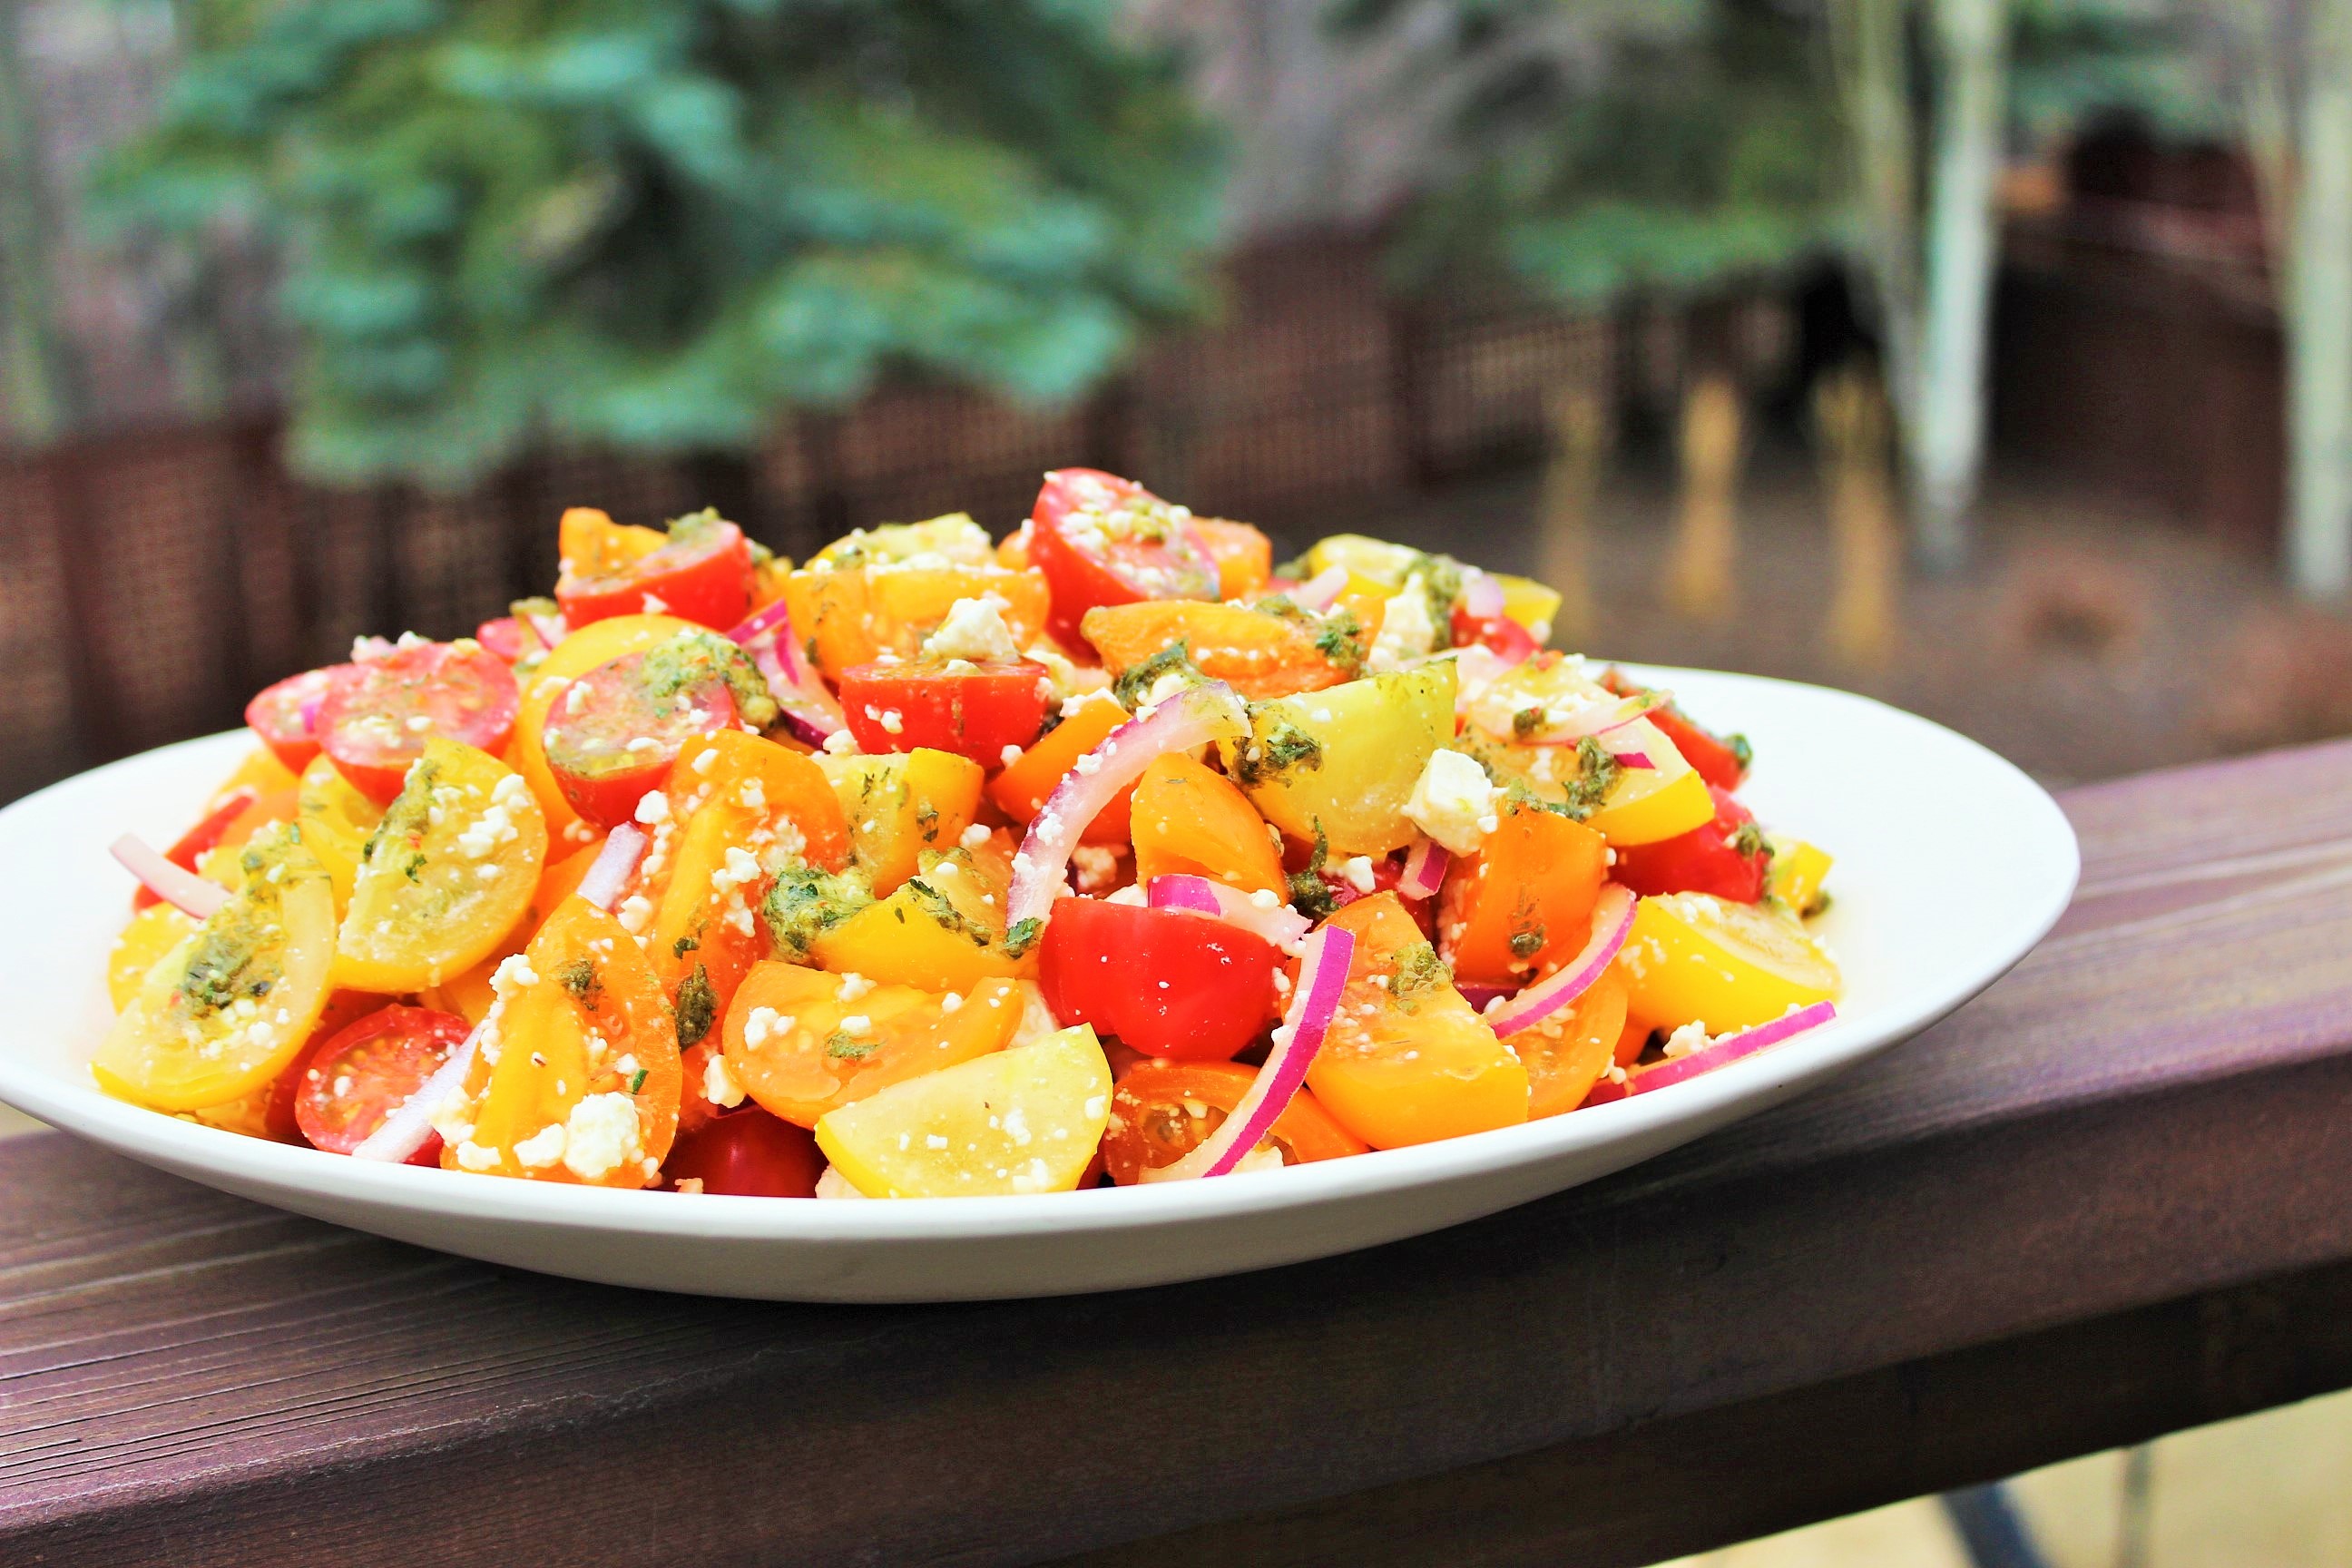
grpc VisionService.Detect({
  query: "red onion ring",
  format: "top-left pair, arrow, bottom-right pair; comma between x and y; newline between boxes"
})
1586,1001 -> 1839,1104
1145,875 -> 1313,953
1488,884 -> 1636,1037
578,823 -> 648,911
1459,569 -> 1506,620
524,612 -> 568,652
1512,691 -> 1660,747
350,1019 -> 481,1163
1612,750 -> 1654,770
110,834 -> 229,920
1395,838 -> 1449,900
730,600 -> 847,743
1289,565 -> 1349,612
1009,682 -> 1250,930
1142,924 -> 1356,1181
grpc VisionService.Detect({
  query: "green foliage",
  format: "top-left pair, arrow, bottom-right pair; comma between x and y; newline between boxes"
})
95,0 -> 1226,485
2011,0 -> 2223,143
1374,0 -> 1846,303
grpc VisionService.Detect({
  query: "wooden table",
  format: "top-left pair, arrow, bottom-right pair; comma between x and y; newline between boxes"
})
8,742 -> 2352,1568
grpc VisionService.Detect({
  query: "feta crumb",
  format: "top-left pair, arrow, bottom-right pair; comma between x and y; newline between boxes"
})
1338,855 -> 1377,893
633,790 -> 671,826
920,595 -> 1021,664
1405,748 -> 1503,855
822,728 -> 858,755
558,1093 -> 642,1181
512,1122 -> 568,1170
960,822 -> 992,850
702,1051 -> 747,1109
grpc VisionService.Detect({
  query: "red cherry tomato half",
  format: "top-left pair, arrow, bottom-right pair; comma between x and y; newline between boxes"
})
1279,838 -> 1433,936
245,666 -> 342,776
838,659 -> 1053,765
1101,1059 -> 1367,1184
557,515 -> 753,632
475,616 -> 526,663
264,990 -> 386,1142
663,1107 -> 824,1197
1039,898 -> 1282,1061
1602,670 -> 1749,792
1028,469 -> 1220,643
291,1004 -> 472,1159
131,786 -> 260,912
543,648 -> 740,828
314,642 -> 523,805
1612,785 -> 1769,903
1449,606 -> 1541,664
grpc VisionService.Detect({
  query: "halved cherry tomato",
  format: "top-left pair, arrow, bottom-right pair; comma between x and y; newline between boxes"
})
1038,898 -> 1280,1061
838,659 -> 1052,764
315,642 -> 521,804
1191,517 -> 1275,601
291,1004 -> 471,1159
542,648 -> 739,828
1602,670 -> 1749,792
1612,785 -> 1769,903
246,666 -> 341,776
1128,753 -> 1286,897
1518,968 -> 1630,1119
1439,801 -> 1608,986
989,691 -> 1134,845
262,989 -> 387,1141
1028,469 -> 1220,642
1080,600 -> 1361,700
1450,606 -> 1541,663
475,617 -> 526,662
780,562 -> 1051,682
557,509 -> 753,632
663,1107 -> 824,1197
1102,1059 -> 1367,1183
132,787 -> 259,912
720,964 -> 1024,1128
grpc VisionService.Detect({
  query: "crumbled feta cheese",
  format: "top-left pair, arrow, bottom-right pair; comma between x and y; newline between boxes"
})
512,1122 -> 568,1170
1406,748 -> 1503,855
1662,1021 -> 1713,1059
822,728 -> 858,756
633,790 -> 671,826
921,595 -> 1021,664
703,1052 -> 747,1109
1367,574 -> 1438,672
960,822 -> 992,850
559,1093 -> 642,1181
836,972 -> 873,1003
741,1006 -> 786,1048
492,954 -> 539,998
1338,855 -> 1377,893
814,1167 -> 868,1200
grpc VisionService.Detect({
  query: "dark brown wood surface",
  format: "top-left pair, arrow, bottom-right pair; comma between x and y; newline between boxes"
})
7,742 -> 2352,1568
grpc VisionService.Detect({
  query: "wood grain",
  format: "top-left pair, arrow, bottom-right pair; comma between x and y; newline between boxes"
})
5,741 -> 2352,1568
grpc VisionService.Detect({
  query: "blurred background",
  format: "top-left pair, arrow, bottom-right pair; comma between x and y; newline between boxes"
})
4,0 -> 2350,1562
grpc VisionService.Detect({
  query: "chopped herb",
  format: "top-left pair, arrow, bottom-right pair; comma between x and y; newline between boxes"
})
638,630 -> 779,732
671,934 -> 701,959
402,852 -> 426,883
1003,916 -> 1044,959
1729,733 -> 1754,771
1311,608 -> 1367,678
1391,941 -> 1452,1012
1511,706 -> 1545,740
629,1068 -> 649,1094
1235,720 -> 1323,788
1286,819 -> 1338,920
1557,737 -> 1622,820
672,964 -> 718,1046
554,957 -> 603,1006
1731,821 -> 1769,860
1273,552 -> 1311,580
916,804 -> 940,842
1112,641 -> 1200,710
825,1032 -> 878,1062
1508,928 -> 1545,960
762,866 -> 872,957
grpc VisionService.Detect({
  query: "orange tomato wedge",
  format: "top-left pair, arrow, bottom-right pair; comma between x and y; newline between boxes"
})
720,961 -> 1024,1127
1439,801 -> 1607,986
1128,752 -> 1285,897
1079,600 -> 1361,700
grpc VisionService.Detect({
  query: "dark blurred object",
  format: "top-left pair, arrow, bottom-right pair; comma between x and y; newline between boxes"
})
0,234 -> 1612,804
1994,122 -> 2283,556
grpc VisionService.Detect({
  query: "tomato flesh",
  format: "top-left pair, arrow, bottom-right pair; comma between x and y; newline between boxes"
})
1612,785 -> 1769,903
315,644 -> 521,804
132,786 -> 260,911
1450,606 -> 1541,663
1102,1059 -> 1367,1183
475,616 -> 526,662
292,1004 -> 471,1160
1039,899 -> 1280,1061
1602,671 -> 1749,792
663,1107 -> 824,1197
1029,469 -> 1220,642
558,515 -> 752,632
837,659 -> 1052,765
544,649 -> 739,828
246,666 -> 340,776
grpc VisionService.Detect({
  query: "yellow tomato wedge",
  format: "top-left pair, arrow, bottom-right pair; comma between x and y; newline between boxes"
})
335,739 -> 548,992
297,751 -> 384,908
1492,573 -> 1562,641
816,747 -> 983,896
514,612 -> 701,844
108,901 -> 199,1012
809,843 -> 1032,989
1767,837 -> 1835,916
92,823 -> 338,1112
1619,891 -> 1841,1034
720,961 -> 1024,1127
815,1024 -> 1112,1197
1227,663 -> 1455,856
438,896 -> 681,1185
1580,719 -> 1715,847
419,837 -> 603,1024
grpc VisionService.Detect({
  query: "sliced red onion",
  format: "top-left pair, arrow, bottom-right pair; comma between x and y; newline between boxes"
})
727,598 -> 794,648
1396,838 -> 1449,900
1632,1002 -> 1838,1093
1457,981 -> 1514,1013
1612,750 -> 1654,770
1009,682 -> 1250,931
524,611 -> 568,652
1459,569 -> 1506,620
1516,691 -> 1660,747
730,600 -> 847,743
351,1019 -> 481,1163
110,834 -> 229,920
1289,565 -> 1349,612
1143,925 -> 1356,1181
579,823 -> 648,911
1146,875 -> 1313,953
1489,884 -> 1637,1038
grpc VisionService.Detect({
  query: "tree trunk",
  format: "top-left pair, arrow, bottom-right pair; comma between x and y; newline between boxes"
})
2288,0 -> 2352,597
1828,0 -> 1921,442
1911,0 -> 2008,574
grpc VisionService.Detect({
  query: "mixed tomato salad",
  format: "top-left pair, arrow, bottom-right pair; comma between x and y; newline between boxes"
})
96,471 -> 1840,1199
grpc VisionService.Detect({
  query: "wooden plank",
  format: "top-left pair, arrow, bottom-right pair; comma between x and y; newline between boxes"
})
4,741 -> 2352,1568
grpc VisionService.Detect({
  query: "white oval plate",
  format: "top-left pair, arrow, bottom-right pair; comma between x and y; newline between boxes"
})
0,667 -> 2076,1302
